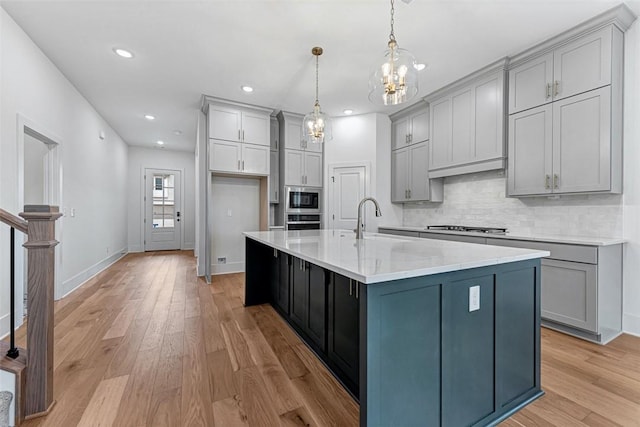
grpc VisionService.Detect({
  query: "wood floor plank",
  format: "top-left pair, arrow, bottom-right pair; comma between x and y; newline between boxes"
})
212,396 -> 249,427
76,375 -> 129,427
206,350 -> 238,402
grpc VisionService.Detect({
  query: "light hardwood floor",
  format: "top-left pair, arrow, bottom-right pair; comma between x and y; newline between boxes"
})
6,251 -> 640,426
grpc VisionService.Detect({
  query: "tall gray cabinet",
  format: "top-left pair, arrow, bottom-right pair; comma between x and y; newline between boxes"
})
507,8 -> 635,196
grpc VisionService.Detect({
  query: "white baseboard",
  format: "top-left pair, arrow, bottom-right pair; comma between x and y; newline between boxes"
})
184,241 -> 195,250
0,313 -> 25,342
623,313 -> 640,337
211,261 -> 244,275
60,248 -> 127,299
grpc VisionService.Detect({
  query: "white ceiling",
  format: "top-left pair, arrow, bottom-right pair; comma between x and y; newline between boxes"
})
2,0 -> 638,152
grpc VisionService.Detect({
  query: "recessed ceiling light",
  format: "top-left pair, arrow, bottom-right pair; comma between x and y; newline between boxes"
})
414,63 -> 426,71
241,85 -> 254,93
343,109 -> 354,115
144,114 -> 155,120
173,130 -> 182,135
156,140 -> 164,145
113,48 -> 134,59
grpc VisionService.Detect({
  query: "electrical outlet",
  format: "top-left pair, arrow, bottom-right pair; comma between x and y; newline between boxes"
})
469,286 -> 480,312
217,257 -> 227,264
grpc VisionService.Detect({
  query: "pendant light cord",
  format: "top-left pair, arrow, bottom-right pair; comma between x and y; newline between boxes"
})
315,53 -> 319,105
389,0 -> 396,43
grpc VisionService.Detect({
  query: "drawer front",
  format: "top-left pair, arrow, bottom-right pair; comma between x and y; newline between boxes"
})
541,259 -> 598,333
486,238 -> 597,264
420,232 -> 486,245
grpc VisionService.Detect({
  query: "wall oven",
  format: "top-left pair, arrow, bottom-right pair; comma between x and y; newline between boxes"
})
284,187 -> 322,230
285,187 -> 321,214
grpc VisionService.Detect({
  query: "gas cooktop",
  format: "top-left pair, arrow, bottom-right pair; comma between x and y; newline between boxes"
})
426,225 -> 508,234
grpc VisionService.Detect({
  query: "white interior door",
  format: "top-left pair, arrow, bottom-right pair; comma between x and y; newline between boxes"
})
329,165 -> 366,231
145,169 -> 182,251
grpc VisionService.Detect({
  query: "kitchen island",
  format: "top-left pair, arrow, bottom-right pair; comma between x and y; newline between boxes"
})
244,229 -> 549,427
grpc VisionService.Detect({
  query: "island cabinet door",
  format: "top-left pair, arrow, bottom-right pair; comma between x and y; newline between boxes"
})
441,275 -> 495,427
327,273 -> 359,388
269,250 -> 290,314
290,257 -> 309,332
306,262 -> 327,352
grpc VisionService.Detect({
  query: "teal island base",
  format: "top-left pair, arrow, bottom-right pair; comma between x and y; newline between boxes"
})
245,237 -> 543,427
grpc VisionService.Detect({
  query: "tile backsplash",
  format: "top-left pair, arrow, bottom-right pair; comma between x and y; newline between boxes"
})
403,170 -> 623,237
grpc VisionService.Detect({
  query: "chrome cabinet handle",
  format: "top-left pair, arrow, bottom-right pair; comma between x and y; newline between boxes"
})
554,174 -> 559,189
408,189 -> 411,199
546,83 -> 552,99
409,134 -> 413,143
275,190 -> 277,199
242,160 -> 245,170
237,160 -> 241,170
554,80 -> 560,96
238,130 -> 241,141
355,282 -> 359,299
273,248 -> 277,258
545,175 -> 550,189
349,279 -> 353,296
242,130 -> 245,141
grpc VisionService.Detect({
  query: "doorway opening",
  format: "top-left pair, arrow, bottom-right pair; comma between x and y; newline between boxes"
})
18,115 -> 63,314
144,169 -> 183,251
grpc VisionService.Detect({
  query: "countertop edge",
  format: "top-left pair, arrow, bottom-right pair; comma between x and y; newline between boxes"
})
378,226 -> 626,246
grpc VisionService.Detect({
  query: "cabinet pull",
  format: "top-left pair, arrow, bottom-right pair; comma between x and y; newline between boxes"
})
546,83 -> 552,99
554,80 -> 560,96
242,160 -> 245,170
273,248 -> 277,258
553,174 -> 559,189
275,190 -> 278,199
242,130 -> 245,141
355,282 -> 359,299
408,189 -> 411,199
299,259 -> 303,271
238,130 -> 241,141
349,279 -> 353,296
545,175 -> 550,189
238,160 -> 241,170
409,134 -> 413,143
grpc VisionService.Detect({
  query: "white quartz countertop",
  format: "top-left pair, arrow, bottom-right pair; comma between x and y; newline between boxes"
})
244,230 -> 549,284
379,225 -> 626,246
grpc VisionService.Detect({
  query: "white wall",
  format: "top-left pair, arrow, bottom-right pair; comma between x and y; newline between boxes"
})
623,7 -> 640,336
127,146 -> 196,252
211,176 -> 260,274
324,113 -> 401,232
0,8 -> 129,334
23,133 -> 48,205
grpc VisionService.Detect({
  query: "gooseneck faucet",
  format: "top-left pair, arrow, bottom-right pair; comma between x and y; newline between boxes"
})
355,197 -> 382,239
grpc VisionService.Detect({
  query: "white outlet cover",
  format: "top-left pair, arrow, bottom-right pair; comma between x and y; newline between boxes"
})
469,285 -> 480,312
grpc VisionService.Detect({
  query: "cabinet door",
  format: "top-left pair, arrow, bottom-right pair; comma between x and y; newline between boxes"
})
285,119 -> 304,150
304,151 -> 323,187
269,150 -> 279,203
507,104 -> 553,196
242,111 -> 270,146
284,150 -> 304,186
328,273 -> 359,387
410,109 -> 429,144
392,116 -> 409,150
541,259 -> 597,333
307,262 -> 327,351
408,142 -> 429,201
269,248 -> 280,309
305,140 -> 323,153
552,87 -> 611,193
442,275 -> 495,427
391,148 -> 409,203
429,96 -> 452,170
290,257 -> 308,331
474,72 -> 504,161
242,143 -> 269,175
553,26 -> 612,102
276,252 -> 290,314
209,106 -> 241,142
508,53 -> 554,114
210,140 -> 241,172
451,86 -> 474,165
270,116 -> 279,151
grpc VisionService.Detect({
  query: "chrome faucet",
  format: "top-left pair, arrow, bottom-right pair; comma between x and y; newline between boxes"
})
355,197 -> 382,239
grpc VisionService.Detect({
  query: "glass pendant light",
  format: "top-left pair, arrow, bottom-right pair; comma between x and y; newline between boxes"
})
368,0 -> 419,106
303,47 -> 331,144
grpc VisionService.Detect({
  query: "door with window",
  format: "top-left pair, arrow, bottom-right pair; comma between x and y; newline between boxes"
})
145,169 -> 182,251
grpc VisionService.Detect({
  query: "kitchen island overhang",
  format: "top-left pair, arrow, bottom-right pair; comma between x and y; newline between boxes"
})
244,230 -> 549,427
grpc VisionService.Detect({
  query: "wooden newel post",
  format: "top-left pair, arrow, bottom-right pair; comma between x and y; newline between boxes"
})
19,205 -> 62,418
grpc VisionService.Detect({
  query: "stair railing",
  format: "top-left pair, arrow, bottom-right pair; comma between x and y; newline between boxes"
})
0,208 -> 28,360
0,205 -> 61,419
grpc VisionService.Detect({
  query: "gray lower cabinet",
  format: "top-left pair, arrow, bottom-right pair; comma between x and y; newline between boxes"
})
378,228 -> 419,238
420,231 -> 486,245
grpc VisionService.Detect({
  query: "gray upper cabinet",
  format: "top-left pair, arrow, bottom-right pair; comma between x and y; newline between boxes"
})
279,111 -> 324,188
270,116 -> 279,151
508,19 -> 627,197
208,102 -> 270,146
509,26 -> 613,115
391,102 -> 429,150
426,59 -> 507,178
391,142 -> 443,203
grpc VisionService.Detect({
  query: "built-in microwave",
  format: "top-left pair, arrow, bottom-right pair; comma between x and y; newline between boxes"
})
285,187 -> 322,214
